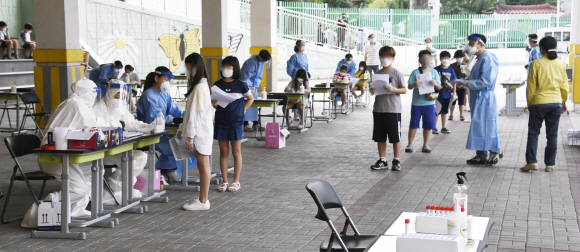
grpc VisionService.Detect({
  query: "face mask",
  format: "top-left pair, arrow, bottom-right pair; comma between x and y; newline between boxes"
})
82,92 -> 96,107
186,68 -> 196,79
420,59 -> 430,68
222,68 -> 233,78
161,81 -> 171,91
371,38 -> 377,43
359,67 -> 364,71
426,43 -> 432,48
26,30 -> 31,34
455,58 -> 464,63
297,78 -> 304,82
381,58 -> 393,67
340,72 -> 346,76
465,44 -> 479,55
113,98 -> 121,108
346,60 -> 352,63
441,59 -> 450,67
1,28 -> 6,32
301,46 -> 306,52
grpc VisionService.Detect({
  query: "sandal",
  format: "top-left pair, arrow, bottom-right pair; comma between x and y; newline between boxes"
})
228,182 -> 241,192
217,182 -> 229,192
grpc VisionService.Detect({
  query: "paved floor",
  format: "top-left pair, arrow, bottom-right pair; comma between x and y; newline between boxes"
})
1,60 -> 580,251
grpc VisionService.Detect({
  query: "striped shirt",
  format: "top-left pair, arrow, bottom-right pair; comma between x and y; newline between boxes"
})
364,43 -> 381,66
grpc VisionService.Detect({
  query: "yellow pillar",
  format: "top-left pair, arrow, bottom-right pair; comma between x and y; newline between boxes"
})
200,48 -> 229,86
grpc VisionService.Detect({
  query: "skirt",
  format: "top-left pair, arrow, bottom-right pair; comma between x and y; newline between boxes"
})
214,124 -> 244,141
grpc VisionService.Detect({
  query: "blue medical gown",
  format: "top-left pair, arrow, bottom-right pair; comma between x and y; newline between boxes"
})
466,50 -> 500,152
335,59 -> 357,77
240,54 -> 264,122
286,53 -> 309,78
89,63 -> 119,99
136,88 -> 196,179
528,45 -> 542,64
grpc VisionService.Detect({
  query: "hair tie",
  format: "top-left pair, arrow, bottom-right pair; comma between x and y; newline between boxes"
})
548,49 -> 557,52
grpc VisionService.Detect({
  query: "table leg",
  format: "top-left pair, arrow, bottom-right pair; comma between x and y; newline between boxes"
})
16,95 -> 20,134
91,161 -> 98,220
128,149 -> 134,200
98,159 -> 104,213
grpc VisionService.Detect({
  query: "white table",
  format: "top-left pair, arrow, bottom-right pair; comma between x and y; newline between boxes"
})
499,81 -> 526,116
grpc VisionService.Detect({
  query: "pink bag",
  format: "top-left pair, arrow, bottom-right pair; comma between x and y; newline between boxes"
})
134,169 -> 160,193
265,122 -> 290,149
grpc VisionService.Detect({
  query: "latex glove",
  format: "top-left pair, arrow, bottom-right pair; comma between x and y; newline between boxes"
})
172,117 -> 183,124
185,137 -> 194,151
176,131 -> 182,139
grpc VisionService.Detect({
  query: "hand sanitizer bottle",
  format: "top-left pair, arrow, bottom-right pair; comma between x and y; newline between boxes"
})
260,87 -> 267,100
10,82 -> 17,93
453,172 -> 468,215
155,109 -> 165,133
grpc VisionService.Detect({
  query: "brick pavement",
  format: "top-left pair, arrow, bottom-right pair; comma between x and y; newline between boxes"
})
1,65 -> 580,251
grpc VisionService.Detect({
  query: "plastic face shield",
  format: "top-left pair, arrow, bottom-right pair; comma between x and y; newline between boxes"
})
109,83 -> 128,109
94,87 -> 101,103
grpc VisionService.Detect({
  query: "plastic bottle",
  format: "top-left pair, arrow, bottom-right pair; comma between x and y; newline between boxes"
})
447,205 -> 467,237
325,79 -> 330,88
260,87 -> 267,100
453,172 -> 468,215
405,219 -> 410,234
10,82 -> 17,93
299,81 -> 305,93
155,109 -> 165,133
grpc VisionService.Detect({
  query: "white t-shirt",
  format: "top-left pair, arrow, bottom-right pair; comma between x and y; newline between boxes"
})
364,43 -> 381,66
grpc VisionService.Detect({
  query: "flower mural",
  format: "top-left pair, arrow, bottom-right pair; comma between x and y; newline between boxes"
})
98,30 -> 140,67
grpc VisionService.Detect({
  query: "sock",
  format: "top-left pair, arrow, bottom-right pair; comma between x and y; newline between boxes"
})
380,157 -> 387,162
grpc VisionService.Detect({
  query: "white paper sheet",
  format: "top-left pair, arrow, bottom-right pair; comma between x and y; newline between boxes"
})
169,137 -> 196,161
210,86 -> 244,108
417,72 -> 435,95
370,74 -> 392,95
123,131 -> 143,139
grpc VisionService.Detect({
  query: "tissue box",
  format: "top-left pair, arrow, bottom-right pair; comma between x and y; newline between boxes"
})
415,212 -> 448,235
396,233 -> 466,252
37,201 -> 53,231
67,130 -> 106,150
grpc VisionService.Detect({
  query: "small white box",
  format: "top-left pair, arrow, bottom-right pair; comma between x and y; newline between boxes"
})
52,201 -> 62,231
37,201 -> 53,231
396,233 -> 466,252
415,212 -> 448,235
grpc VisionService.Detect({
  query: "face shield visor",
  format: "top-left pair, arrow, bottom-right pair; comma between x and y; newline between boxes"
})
106,81 -> 128,110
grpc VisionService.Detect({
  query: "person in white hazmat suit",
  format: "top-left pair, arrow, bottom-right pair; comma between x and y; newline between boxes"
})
93,80 -> 153,200
22,79 -> 103,227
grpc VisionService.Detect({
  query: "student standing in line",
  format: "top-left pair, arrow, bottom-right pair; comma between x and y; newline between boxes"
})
405,50 -> 442,154
369,46 -> 407,171
521,36 -> 568,172
212,56 -> 254,192
449,50 -> 467,121
433,51 -> 457,134
364,34 -> 381,82
180,53 -> 214,211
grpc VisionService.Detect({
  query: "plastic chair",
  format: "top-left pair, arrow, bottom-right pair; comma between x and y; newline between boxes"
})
2,134 -> 55,223
19,93 -> 50,136
305,180 -> 379,252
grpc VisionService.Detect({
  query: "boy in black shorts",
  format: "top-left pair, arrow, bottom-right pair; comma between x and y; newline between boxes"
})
369,46 -> 407,171
449,50 -> 468,121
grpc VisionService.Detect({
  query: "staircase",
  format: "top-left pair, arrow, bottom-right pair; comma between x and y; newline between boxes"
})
0,48 -> 35,90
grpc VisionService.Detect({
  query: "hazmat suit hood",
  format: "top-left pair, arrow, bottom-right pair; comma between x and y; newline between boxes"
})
94,80 -> 153,132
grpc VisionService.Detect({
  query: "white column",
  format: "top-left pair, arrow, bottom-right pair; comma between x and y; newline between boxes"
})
250,0 -> 278,91
571,0 -> 580,44
200,0 -> 229,85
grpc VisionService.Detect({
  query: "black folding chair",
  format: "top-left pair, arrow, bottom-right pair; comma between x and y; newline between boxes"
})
306,181 -> 379,252
19,93 -> 50,136
2,134 -> 55,223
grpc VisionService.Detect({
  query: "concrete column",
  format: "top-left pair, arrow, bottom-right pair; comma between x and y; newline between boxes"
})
250,0 -> 278,92
571,0 -> 580,108
200,0 -> 229,86
33,0 -> 84,115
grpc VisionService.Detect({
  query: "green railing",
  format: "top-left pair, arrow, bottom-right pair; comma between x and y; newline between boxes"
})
277,1 -> 571,49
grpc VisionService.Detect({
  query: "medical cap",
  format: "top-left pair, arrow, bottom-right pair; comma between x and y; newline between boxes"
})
71,79 -> 97,95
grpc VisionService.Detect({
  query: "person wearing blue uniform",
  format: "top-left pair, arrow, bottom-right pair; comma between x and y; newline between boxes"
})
335,53 -> 356,77
286,40 -> 309,79
89,60 -> 123,99
240,50 -> 271,132
526,34 -> 542,71
136,66 -> 195,181
464,34 -> 503,166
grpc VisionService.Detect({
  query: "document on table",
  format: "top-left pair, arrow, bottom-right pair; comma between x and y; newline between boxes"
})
417,72 -> 435,95
169,137 -> 196,161
210,86 -> 244,108
370,74 -> 392,95
123,131 -> 143,139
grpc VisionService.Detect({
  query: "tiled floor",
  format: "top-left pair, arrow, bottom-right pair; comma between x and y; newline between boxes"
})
0,63 -> 579,251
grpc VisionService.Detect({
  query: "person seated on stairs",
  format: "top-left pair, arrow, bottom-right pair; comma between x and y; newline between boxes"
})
19,23 -> 35,59
0,21 -> 19,59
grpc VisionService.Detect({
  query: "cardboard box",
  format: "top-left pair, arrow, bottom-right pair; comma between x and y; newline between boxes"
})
265,122 -> 290,149
396,233 -> 466,252
52,201 -> 62,231
37,201 -> 53,231
67,131 -> 102,150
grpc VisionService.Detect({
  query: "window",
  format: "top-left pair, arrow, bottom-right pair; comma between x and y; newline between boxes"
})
545,32 -> 552,37
553,32 -> 562,41
563,32 -> 570,42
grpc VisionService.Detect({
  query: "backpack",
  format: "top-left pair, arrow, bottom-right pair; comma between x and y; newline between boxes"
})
436,67 -> 453,91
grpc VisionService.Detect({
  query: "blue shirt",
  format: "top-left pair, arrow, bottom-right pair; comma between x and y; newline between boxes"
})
286,53 -> 309,78
335,59 -> 357,77
89,63 -> 119,85
136,88 -> 184,124
529,45 -> 542,64
434,66 -> 457,99
240,54 -> 264,91
214,79 -> 251,126
407,68 -> 441,106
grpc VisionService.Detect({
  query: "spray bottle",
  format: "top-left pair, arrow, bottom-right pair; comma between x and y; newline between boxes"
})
453,172 -> 468,215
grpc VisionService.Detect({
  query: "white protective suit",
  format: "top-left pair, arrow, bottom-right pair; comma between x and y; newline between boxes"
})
22,79 -> 100,227
93,80 -> 153,201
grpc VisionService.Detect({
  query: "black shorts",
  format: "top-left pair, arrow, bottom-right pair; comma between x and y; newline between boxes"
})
452,89 -> 466,106
373,113 -> 401,143
22,43 -> 31,48
0,41 -> 6,48
436,98 -> 451,115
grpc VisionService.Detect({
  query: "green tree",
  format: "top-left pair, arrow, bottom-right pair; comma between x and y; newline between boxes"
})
367,0 -> 410,9
440,0 -> 496,15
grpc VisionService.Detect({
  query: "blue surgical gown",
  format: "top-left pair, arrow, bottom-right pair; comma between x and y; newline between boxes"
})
527,45 -> 542,74
466,50 -> 500,152
240,54 -> 264,122
335,59 -> 357,77
136,88 -> 196,179
286,53 -> 309,78
89,63 -> 119,99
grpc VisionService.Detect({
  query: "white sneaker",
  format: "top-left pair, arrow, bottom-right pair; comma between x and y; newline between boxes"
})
166,170 -> 180,182
341,105 -> 346,112
322,111 -> 327,115
355,98 -> 361,105
293,113 -> 300,121
183,198 -> 210,211
132,189 -> 143,199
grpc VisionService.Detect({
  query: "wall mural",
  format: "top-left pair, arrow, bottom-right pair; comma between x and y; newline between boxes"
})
158,26 -> 201,73
98,30 -> 140,67
228,34 -> 244,56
